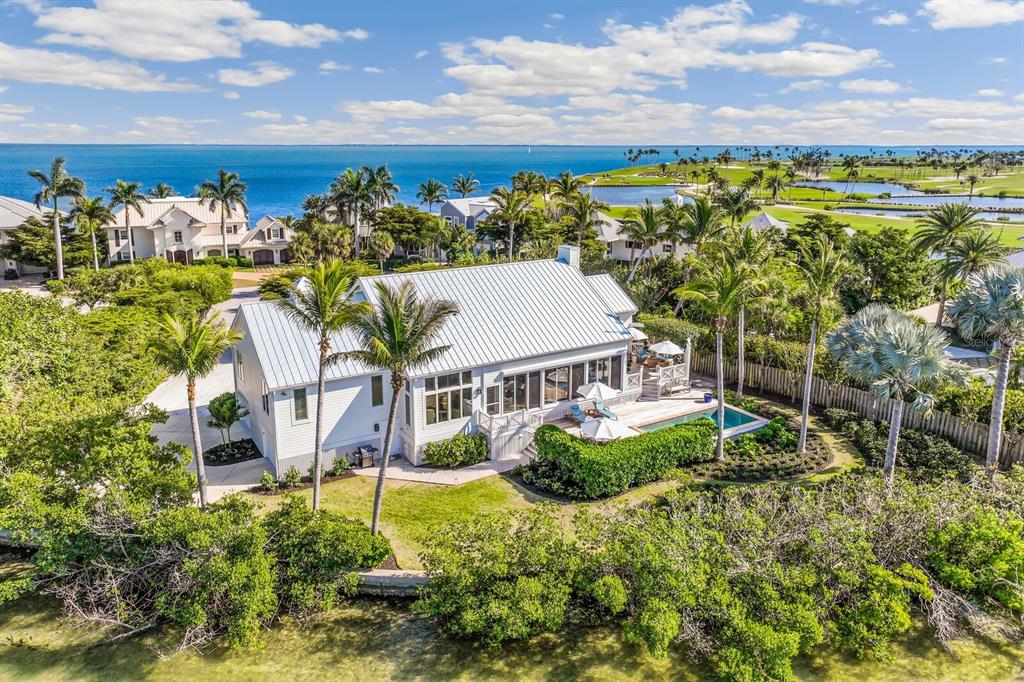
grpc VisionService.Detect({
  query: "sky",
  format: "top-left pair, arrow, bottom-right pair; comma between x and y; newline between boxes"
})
0,0 -> 1022,145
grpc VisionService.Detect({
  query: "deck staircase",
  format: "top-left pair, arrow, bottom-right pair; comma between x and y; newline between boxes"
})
639,375 -> 661,402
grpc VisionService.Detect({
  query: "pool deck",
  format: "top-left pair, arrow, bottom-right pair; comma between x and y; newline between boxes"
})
549,383 -> 725,437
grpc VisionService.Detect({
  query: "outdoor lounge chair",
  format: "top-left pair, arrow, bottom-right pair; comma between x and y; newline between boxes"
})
636,347 -> 650,363
593,400 -> 617,420
569,403 -> 593,424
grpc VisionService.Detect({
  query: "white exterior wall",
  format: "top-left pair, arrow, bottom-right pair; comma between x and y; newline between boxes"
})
234,332 -> 278,470
607,239 -> 686,264
107,217 -> 246,263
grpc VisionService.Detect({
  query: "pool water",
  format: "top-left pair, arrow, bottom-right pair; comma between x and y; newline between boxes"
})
641,406 -> 759,431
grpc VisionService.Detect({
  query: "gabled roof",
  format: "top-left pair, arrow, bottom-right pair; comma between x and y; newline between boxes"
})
240,216 -> 292,247
106,196 -> 247,228
238,258 -> 635,389
0,196 -> 55,229
586,274 -> 638,316
743,212 -> 788,233
441,197 -> 498,218
593,212 -> 623,243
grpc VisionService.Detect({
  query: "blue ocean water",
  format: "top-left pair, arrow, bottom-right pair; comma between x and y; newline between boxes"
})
1,145 -> 1021,219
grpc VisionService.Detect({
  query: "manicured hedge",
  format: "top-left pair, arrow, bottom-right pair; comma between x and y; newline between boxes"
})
423,433 -> 490,468
522,420 -> 716,499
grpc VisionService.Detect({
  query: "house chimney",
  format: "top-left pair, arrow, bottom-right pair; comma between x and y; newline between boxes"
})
556,244 -> 580,269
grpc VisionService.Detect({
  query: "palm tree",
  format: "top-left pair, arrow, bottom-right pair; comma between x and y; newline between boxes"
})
792,234 -> 846,453
275,261 -> 369,510
783,168 -> 798,201
966,174 -> 980,196
329,169 -> 372,255
750,169 -> 765,198
451,173 -> 479,198
198,169 -> 248,256
564,191 -> 610,247
827,304 -> 964,488
489,186 -> 531,261
69,196 -> 113,271
621,199 -> 663,282
148,182 -> 176,198
949,267 -> 1024,479
675,261 -> 746,461
914,203 -> 983,325
681,196 -> 725,251
941,230 -> 1007,287
28,156 -> 84,280
416,178 -> 448,213
724,227 -> 775,398
345,281 -> 458,533
548,171 -> 584,217
149,313 -> 242,508
764,174 -> 785,204
716,187 -> 757,228
368,164 -> 398,212
106,180 -> 148,265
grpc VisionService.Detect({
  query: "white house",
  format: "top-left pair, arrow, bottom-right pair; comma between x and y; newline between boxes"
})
0,196 -> 55,276
231,245 -> 640,475
596,211 -> 688,264
439,196 -> 497,229
104,196 -> 248,264
239,216 -> 294,265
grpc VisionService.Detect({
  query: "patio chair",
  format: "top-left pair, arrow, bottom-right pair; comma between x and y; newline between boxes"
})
569,403 -> 592,424
636,347 -> 650,363
593,400 -> 617,420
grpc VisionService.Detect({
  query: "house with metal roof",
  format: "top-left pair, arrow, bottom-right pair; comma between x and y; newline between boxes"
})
438,197 -> 498,229
231,245 -> 640,474
0,195 -> 58,276
104,196 -> 248,264
238,216 -> 295,265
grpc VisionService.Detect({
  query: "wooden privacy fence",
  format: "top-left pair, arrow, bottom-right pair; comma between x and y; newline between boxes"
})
691,352 -> 1024,466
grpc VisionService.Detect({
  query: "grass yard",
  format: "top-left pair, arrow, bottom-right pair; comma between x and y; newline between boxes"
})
915,172 -> 1024,197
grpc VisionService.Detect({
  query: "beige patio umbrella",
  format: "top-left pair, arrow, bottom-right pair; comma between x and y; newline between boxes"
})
576,381 -> 617,401
628,326 -> 648,341
580,418 -> 640,442
649,340 -> 685,356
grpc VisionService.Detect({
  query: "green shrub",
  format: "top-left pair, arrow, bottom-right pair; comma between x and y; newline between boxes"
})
260,470 -> 277,491
328,457 -> 349,476
423,433 -> 489,468
823,408 -> 860,429
755,417 -> 799,451
523,420 -> 716,499
283,465 -> 301,488
234,256 -> 254,268
837,417 -> 975,481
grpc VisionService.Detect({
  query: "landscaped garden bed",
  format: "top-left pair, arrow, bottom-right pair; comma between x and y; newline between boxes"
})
694,414 -> 830,482
203,438 -> 262,466
253,460 -> 355,494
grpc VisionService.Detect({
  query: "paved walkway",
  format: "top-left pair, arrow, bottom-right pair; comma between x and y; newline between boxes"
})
351,453 -> 531,485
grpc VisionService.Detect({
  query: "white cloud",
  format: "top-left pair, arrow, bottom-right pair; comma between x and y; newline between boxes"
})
293,115 -> 308,123
415,50 -> 429,59
343,28 -> 370,40
0,42 -> 201,92
222,91 -> 240,99
319,60 -> 351,74
922,0 -> 1024,30
1015,92 -> 1024,102
873,11 -> 909,26
0,86 -> 8,93
778,79 -> 828,93
550,13 -> 565,20
893,96 -> 1019,116
363,66 -> 385,74
980,56 -> 1008,64
243,110 -> 281,120
26,0 -> 342,62
0,102 -> 32,122
120,115 -> 215,142
216,61 -> 294,87
976,88 -> 1004,96
12,121 -> 90,141
839,78 -> 905,93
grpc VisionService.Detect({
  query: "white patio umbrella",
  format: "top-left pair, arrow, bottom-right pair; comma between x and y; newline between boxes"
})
576,381 -> 617,401
580,418 -> 639,442
628,327 -> 648,341
649,340 -> 685,356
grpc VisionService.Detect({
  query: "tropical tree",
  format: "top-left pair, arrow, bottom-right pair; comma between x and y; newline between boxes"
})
366,230 -> 395,272
563,191 -> 609,247
69,196 -> 113,271
965,174 -> 980,196
367,164 -> 398,214
949,267 -> 1024,480
715,187 -> 757,228
489,186 -> 531,261
451,173 -> 480,198
675,261 -> 746,461
344,281 -> 458,533
329,168 -> 371,255
914,203 -> 983,325
198,169 -> 248,256
783,168 -> 798,201
149,313 -> 242,508
750,168 -> 765,198
764,174 -> 785,204
827,304 -> 964,488
940,230 -> 1007,288
106,180 -> 148,265
416,178 -> 448,213
291,220 -> 353,263
620,199 -> 663,282
681,196 -> 726,251
724,226 -> 775,398
148,182 -> 176,198
792,234 -> 846,453
28,156 -> 84,280
207,392 -> 249,446
548,171 -> 584,217
302,194 -> 329,220
275,261 -> 370,510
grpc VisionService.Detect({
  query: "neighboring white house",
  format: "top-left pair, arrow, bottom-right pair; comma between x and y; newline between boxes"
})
232,245 -> 640,474
239,216 -> 294,265
439,196 -> 497,229
596,211 -> 689,264
743,212 -> 789,234
0,196 -> 54,275
104,196 -> 248,264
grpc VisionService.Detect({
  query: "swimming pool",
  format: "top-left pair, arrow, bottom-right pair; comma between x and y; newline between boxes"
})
640,405 -> 766,435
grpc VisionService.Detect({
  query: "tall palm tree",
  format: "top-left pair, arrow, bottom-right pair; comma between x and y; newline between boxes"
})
148,182 -> 176,198
367,164 -> 399,215
620,199 -> 663,282
657,199 -> 688,256
416,178 -> 448,213
106,180 -> 148,265
750,169 -> 765,198
275,261 -> 369,509
564,191 -> 609,247
548,171 -> 584,217
716,187 -> 757,228
724,226 -> 775,398
451,173 -> 480,198
198,169 -> 248,256
329,168 -> 371,255
792,234 -> 846,453
302,193 -> 329,221
681,196 -> 726,251
28,156 -> 84,280
149,313 -> 242,508
914,203 -> 983,325
675,261 -> 746,461
345,281 -> 458,534
764,174 -> 785,204
827,304 -> 964,488
783,168 -> 798,201
489,186 -> 531,261
965,174 -> 980,196
941,230 -> 1007,287
949,267 -> 1024,480
69,196 -> 113,271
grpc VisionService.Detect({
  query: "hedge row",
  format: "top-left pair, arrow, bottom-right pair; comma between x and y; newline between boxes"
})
423,433 -> 490,468
522,420 -> 716,499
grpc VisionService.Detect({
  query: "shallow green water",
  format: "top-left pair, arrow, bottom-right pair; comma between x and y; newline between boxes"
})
1,595 -> 1021,681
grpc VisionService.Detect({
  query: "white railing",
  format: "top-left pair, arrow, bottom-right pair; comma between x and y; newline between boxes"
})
656,364 -> 690,395
625,370 -> 643,391
475,409 -> 544,460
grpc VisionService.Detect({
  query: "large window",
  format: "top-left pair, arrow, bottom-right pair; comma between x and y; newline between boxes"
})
294,387 -> 308,421
371,375 -> 384,406
485,385 -> 500,415
425,371 -> 473,425
498,354 -> 624,414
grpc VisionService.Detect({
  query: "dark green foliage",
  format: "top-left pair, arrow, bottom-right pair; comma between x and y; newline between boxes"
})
522,421 -> 716,499
935,377 -> 1024,435
0,214 -> 93,275
842,227 -> 934,312
207,392 -> 249,445
374,204 -> 441,253
423,433 -> 489,468
698,414 -> 828,482
264,495 -> 391,615
283,466 -> 301,488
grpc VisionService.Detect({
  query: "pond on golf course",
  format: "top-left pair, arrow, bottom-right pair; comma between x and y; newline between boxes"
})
834,206 -> 1024,222
794,180 -> 922,196
585,185 -> 691,205
866,194 -> 1024,209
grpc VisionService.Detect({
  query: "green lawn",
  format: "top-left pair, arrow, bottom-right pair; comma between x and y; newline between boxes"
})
915,173 -> 1024,197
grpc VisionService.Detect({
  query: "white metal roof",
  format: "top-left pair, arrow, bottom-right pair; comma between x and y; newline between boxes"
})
0,196 -> 50,229
586,274 -> 638,316
743,212 -> 788,233
441,197 -> 497,218
106,196 -> 247,228
238,258 -> 635,389
1007,249 -> 1024,269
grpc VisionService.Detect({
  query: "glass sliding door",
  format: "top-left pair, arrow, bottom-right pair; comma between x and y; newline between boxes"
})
611,354 -> 623,389
528,371 -> 541,409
